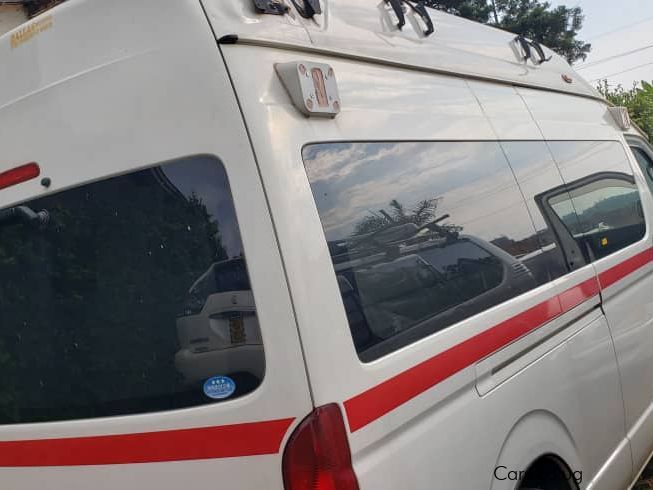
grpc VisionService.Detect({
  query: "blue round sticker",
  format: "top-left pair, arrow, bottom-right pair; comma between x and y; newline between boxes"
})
203,376 -> 236,400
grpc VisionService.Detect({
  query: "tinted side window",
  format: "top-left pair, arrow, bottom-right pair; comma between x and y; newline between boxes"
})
632,146 -> 653,196
633,147 -> 652,169
303,142 -> 544,361
547,142 -> 645,262
0,156 -> 263,424
501,141 -> 584,278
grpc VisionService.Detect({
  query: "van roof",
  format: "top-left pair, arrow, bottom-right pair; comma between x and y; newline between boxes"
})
0,0 -> 601,112
202,0 -> 600,100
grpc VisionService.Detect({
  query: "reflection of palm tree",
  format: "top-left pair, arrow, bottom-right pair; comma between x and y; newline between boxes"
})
353,197 -> 462,237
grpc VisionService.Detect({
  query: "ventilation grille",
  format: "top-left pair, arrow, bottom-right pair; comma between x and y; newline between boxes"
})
512,262 -> 530,278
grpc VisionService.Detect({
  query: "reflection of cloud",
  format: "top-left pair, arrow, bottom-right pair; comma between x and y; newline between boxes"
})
550,141 -> 631,180
336,68 -> 477,115
304,142 -> 536,244
305,143 -> 417,184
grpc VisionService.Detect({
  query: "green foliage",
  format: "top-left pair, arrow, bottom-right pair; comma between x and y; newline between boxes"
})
494,0 -> 590,64
0,164 -> 229,423
598,80 -> 653,140
422,0 -> 492,23
353,197 -> 463,238
424,0 -> 591,64
353,198 -> 442,236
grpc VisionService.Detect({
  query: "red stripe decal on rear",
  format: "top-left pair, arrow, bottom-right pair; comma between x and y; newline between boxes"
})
345,249 -> 653,432
0,418 -> 294,467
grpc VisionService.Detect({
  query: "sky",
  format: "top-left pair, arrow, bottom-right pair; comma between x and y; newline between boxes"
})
552,0 -> 653,89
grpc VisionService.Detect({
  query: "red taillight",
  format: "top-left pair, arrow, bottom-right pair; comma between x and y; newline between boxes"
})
283,404 -> 359,490
0,163 -> 40,191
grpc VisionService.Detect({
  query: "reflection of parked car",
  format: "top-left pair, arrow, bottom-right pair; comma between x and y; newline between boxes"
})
175,258 -> 264,384
335,232 -> 536,356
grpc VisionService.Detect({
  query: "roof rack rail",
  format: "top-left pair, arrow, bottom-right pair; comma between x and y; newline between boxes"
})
252,0 -> 289,15
290,0 -> 322,18
515,35 -> 552,65
385,0 -> 434,37
253,0 -> 321,19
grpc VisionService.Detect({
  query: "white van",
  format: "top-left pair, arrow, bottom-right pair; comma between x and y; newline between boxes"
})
175,257 -> 264,384
1,1 -> 653,489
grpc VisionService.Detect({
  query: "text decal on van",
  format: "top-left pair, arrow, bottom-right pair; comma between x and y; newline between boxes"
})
10,15 -> 53,49
203,376 -> 236,400
344,248 -> 653,432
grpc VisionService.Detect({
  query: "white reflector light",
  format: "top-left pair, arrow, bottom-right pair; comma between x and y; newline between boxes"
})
608,106 -> 631,131
276,61 -> 341,118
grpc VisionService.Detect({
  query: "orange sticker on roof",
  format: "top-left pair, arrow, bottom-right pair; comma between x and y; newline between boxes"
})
10,15 -> 53,49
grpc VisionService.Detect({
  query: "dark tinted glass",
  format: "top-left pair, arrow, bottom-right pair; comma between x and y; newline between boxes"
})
547,142 -> 645,262
0,156 -> 263,424
632,146 -> 653,196
303,142 -> 544,361
633,147 -> 652,169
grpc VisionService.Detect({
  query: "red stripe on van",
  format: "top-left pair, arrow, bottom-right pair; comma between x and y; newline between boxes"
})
0,418 -> 294,467
558,276 -> 600,311
599,248 -> 653,289
345,250 -> 653,432
343,296 -> 563,432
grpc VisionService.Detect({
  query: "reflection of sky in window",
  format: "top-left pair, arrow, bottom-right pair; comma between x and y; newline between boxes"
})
569,186 -> 636,215
552,183 -> 637,222
551,199 -> 576,220
549,141 -> 633,180
303,142 -> 537,244
161,157 -> 243,258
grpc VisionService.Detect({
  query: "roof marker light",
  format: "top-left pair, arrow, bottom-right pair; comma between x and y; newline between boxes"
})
0,163 -> 41,191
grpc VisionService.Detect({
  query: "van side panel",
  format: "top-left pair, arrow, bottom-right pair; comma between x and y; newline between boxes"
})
520,88 -> 653,478
0,2 -> 312,489
221,44 -> 631,489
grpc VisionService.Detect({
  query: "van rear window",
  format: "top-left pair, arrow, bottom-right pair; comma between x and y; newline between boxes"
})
0,156 -> 264,424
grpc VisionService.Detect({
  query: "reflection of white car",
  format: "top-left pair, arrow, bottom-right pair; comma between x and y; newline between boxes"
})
175,259 -> 264,384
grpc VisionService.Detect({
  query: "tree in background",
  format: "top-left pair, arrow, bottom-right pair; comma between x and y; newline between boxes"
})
421,0 -> 492,23
353,198 -> 443,236
0,162 -> 231,423
598,80 -> 653,140
424,0 -> 591,64
352,197 -> 463,238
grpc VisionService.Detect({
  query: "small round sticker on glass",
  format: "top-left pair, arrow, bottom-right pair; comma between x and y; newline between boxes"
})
203,376 -> 236,400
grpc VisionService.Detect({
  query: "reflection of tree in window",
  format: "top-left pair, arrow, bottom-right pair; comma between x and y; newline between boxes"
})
0,157 -> 259,424
353,198 -> 461,236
